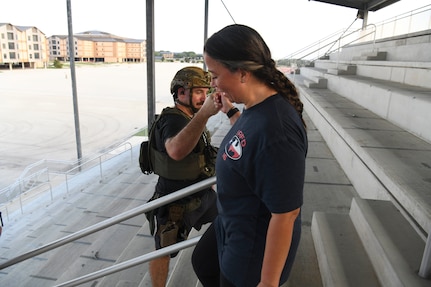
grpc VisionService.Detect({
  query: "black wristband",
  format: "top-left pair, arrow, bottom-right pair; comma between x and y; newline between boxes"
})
227,107 -> 239,118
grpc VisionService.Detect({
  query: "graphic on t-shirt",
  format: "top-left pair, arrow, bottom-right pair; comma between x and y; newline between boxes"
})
224,135 -> 242,160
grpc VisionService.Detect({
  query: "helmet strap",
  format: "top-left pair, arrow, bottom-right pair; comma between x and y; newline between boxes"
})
175,88 -> 198,114
175,99 -> 198,114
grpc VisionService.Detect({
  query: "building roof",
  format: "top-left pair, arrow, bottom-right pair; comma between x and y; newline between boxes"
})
311,0 -> 400,12
0,23 -> 45,34
49,30 -> 144,43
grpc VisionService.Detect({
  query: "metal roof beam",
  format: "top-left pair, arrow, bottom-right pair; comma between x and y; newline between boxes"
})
310,0 -> 400,12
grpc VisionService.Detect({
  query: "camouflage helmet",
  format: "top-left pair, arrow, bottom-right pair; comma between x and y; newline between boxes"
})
170,66 -> 211,95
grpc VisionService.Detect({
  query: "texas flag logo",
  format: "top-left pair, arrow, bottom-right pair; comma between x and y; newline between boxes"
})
224,130 -> 246,160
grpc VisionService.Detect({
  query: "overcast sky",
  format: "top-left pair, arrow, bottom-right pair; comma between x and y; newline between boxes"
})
1,0 -> 430,59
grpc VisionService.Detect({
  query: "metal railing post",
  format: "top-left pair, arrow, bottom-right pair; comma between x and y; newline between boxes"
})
18,192 -> 23,214
49,183 -> 53,202
65,173 -> 69,194
99,157 -> 103,181
419,230 -> 431,279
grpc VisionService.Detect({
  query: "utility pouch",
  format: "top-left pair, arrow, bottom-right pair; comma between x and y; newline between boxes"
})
185,197 -> 202,212
139,141 -> 153,174
168,204 -> 185,223
160,221 -> 179,248
159,204 -> 185,247
202,145 -> 218,178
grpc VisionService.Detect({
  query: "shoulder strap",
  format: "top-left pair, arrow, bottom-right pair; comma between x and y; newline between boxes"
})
160,106 -> 190,118
147,107 -> 190,170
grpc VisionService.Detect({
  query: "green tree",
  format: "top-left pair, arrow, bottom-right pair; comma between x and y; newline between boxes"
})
53,59 -> 63,68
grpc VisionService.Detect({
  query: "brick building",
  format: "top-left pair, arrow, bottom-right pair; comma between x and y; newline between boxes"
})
0,23 -> 146,69
0,23 -> 49,69
49,30 -> 146,63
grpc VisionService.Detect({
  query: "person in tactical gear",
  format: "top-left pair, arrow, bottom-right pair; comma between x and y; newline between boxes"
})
148,66 -> 219,287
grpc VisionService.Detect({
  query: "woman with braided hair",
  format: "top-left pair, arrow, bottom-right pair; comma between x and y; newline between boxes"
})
192,24 -> 308,287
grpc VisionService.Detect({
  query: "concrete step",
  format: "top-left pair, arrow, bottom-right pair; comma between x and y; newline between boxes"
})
314,58 -> 431,89
311,211 -> 381,287
327,64 -> 357,75
325,73 -> 431,143
350,198 -> 429,287
304,76 -> 328,89
290,73 -> 431,235
167,246 -> 199,287
299,66 -> 328,80
92,225 -> 152,287
0,164 -> 157,286
166,224 -> 209,287
300,61 -> 431,142
311,198 -> 431,286
352,51 -> 387,61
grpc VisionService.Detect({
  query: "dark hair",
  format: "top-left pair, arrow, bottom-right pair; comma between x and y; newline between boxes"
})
204,24 -> 306,128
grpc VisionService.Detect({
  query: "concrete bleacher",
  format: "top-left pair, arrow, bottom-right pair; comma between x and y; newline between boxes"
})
289,28 -> 431,286
0,155 -> 159,286
0,109 -> 349,287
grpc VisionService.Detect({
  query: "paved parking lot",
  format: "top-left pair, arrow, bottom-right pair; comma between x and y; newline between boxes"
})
0,63 -> 206,189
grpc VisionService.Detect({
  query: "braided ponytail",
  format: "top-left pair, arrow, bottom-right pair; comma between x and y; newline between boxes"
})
256,62 -> 306,128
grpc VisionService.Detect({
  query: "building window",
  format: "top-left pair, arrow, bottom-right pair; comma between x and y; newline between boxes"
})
34,44 -> 39,50
7,32 -> 14,40
33,35 -> 39,41
34,53 -> 40,59
29,44 -> 32,50
3,53 -> 7,59
8,42 -> 15,49
9,52 -> 16,59
29,54 -> 33,59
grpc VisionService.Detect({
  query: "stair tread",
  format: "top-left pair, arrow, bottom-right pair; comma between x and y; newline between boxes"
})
290,73 -> 431,234
312,212 -> 381,287
351,198 -> 429,286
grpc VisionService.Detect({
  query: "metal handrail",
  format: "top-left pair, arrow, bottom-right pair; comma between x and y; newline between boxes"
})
283,4 -> 431,65
0,142 -> 133,210
63,142 -> 133,193
419,228 -> 431,278
0,176 -> 216,271
335,24 -> 376,69
324,17 -> 359,58
55,236 -> 202,287
290,23 -> 376,65
283,28 -> 346,60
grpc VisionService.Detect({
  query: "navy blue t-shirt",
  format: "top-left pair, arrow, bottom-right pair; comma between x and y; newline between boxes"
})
215,94 -> 307,286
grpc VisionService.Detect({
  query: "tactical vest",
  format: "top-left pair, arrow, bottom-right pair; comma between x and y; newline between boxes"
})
150,107 -> 215,181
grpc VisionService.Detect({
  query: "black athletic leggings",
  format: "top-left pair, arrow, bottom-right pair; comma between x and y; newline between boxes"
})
192,223 -> 235,287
